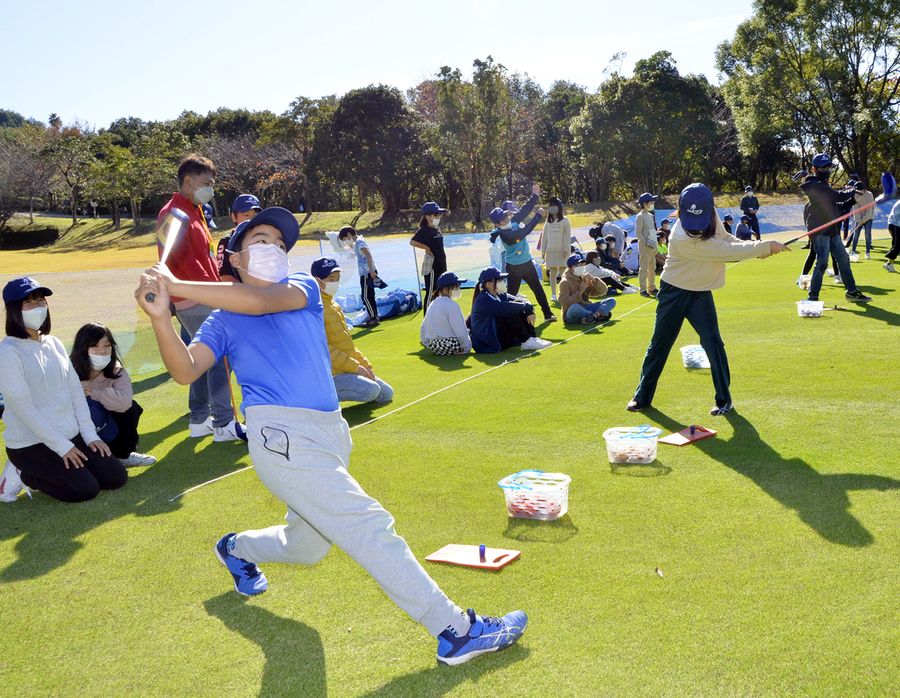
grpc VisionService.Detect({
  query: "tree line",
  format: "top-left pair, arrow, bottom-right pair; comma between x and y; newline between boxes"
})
1,0 -> 897,233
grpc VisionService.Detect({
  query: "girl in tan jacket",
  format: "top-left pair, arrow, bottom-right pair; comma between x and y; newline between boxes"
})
558,254 -> 617,324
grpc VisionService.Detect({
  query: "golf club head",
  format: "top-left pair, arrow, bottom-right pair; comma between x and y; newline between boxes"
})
875,172 -> 896,203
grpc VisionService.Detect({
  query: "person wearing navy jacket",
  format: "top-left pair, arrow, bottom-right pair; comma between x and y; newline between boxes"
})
468,267 -> 552,353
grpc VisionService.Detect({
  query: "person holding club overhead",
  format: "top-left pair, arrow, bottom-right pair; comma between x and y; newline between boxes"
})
135,207 -> 527,666
627,184 -> 790,417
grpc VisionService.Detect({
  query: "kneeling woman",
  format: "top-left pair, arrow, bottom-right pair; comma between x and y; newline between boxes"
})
70,323 -> 156,467
627,184 -> 788,416
0,278 -> 126,502
420,272 -> 472,355
469,267 -> 551,353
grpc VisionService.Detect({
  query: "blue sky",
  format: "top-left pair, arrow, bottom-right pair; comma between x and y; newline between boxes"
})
3,0 -> 752,128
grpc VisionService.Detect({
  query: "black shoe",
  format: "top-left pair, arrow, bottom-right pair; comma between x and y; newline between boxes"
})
709,401 -> 734,416
626,399 -> 648,412
845,289 -> 872,302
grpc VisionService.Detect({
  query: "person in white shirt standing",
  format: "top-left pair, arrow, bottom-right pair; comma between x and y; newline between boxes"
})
634,192 -> 659,297
0,278 -> 126,503
420,272 -> 472,355
846,182 -> 875,258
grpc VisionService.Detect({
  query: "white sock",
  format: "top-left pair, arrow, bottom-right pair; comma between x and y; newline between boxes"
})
445,609 -> 472,637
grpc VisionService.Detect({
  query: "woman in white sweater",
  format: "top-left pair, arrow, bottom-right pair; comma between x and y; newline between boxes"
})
420,272 -> 472,355
541,196 -> 572,302
0,278 -> 126,502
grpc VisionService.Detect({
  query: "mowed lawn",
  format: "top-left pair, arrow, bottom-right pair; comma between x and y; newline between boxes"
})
1,238 -> 898,697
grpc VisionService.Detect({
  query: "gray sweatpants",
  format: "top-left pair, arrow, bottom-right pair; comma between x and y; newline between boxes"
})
176,303 -> 233,427
231,404 -> 462,637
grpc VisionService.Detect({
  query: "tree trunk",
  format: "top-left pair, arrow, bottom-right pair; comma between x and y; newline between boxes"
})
111,197 -> 121,231
28,197 -> 34,224
357,182 -> 368,213
71,188 -> 77,225
131,199 -> 141,225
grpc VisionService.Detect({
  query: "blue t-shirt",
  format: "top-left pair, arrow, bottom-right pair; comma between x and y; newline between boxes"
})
194,272 -> 339,413
354,237 -> 371,276
498,222 -> 532,265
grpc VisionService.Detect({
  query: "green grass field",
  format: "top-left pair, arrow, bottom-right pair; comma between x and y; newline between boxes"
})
1,234 -> 898,696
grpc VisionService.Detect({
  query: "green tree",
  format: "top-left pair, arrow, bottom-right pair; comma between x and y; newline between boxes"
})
42,123 -> 95,224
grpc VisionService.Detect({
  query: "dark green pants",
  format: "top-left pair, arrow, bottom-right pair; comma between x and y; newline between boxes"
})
633,281 -> 731,407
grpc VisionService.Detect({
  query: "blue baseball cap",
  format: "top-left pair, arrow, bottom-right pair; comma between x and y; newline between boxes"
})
811,153 -> 833,168
421,201 -> 446,215
678,183 -> 715,232
501,200 -> 518,213
489,207 -> 509,225
310,257 -> 341,279
660,218 -> 672,226
202,203 -> 217,229
231,194 -> 262,214
744,185 -> 753,192
436,271 -> 467,290
3,277 -> 53,305
723,214 -> 734,221
567,253 -> 585,267
478,266 -> 508,284
638,192 -> 658,204
227,207 -> 299,252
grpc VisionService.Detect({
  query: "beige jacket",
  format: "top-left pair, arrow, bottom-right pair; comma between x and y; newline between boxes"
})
661,218 -> 770,291
853,190 -> 875,224
558,268 -> 609,314
634,210 -> 657,249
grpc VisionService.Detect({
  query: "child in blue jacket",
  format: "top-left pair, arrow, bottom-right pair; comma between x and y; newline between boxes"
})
468,267 -> 552,353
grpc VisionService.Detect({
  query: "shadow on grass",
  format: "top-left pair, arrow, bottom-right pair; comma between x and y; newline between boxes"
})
645,408 -> 900,547
204,593 -> 326,698
132,370 -> 172,395
503,514 -> 579,544
0,422 -> 251,581
843,302 -> 900,326
610,462 -> 672,477
361,644 -> 530,698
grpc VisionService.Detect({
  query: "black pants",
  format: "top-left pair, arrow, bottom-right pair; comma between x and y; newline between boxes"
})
496,313 -> 536,350
802,246 -> 838,276
359,274 -> 378,321
7,434 -> 127,502
887,224 -> 900,261
745,212 -> 761,240
105,401 -> 144,459
421,263 -> 445,312
633,281 -> 731,407
840,217 -> 850,240
505,260 -> 553,318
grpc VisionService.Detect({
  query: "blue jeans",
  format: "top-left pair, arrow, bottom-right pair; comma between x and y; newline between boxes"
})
809,234 -> 858,300
849,220 -> 873,253
564,298 -> 616,323
175,303 -> 234,427
333,373 -> 394,404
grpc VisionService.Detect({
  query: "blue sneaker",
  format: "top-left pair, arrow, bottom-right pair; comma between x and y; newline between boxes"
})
214,533 -> 268,596
436,608 -> 528,665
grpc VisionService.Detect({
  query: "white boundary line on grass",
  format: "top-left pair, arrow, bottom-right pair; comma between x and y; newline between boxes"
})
168,297 -> 659,501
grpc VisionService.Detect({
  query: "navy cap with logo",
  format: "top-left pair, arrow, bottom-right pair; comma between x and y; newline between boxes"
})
489,207 -> 508,225
421,201 -> 446,215
501,200 -> 519,213
678,183 -> 715,232
744,185 -> 754,192
567,253 -> 585,267
202,203 -> 217,229
227,207 -> 299,253
638,192 -> 659,205
723,214 -> 734,221
811,153 -> 833,169
310,257 -> 341,280
3,277 -> 53,305
660,218 -> 671,226
231,194 -> 262,214
436,271 -> 467,290
478,266 -> 509,284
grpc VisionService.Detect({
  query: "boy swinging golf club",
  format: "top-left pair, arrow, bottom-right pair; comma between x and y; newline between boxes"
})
135,207 -> 526,666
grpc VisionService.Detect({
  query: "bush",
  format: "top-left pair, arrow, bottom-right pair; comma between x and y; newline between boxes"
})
0,227 -> 59,250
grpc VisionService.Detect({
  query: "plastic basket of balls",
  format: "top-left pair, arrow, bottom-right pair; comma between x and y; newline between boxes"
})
602,425 -> 663,464
680,345 -> 710,368
498,470 -> 571,521
796,300 -> 824,318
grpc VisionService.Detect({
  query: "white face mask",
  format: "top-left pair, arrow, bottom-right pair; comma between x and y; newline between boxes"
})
500,222 -> 512,230
599,242 -> 608,250
496,280 -> 508,294
193,185 -> 215,205
89,353 -> 111,371
323,281 -> 341,296
431,217 -> 441,227
245,244 -> 290,283
572,266 -> 587,277
22,306 -> 48,330
450,288 -> 462,300
548,206 -> 559,215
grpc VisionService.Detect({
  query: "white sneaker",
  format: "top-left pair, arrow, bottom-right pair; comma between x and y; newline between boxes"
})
884,262 -> 896,273
849,253 -> 859,263
622,286 -> 639,294
834,275 -> 843,286
826,269 -> 835,277
120,452 -> 157,467
550,294 -> 558,302
189,417 -> 215,438
213,419 -> 247,443
865,253 -> 871,260
520,337 -> 552,351
0,461 -> 29,503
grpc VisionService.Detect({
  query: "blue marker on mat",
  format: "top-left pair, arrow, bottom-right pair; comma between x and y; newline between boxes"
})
690,425 -> 696,436
479,544 -> 486,562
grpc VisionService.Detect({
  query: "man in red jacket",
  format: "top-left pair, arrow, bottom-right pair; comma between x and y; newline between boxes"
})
158,154 -> 243,441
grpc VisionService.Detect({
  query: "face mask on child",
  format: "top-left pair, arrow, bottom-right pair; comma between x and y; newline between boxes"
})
22,306 -> 48,330
450,288 -> 462,300
548,206 -> 559,215
245,244 -> 290,283
323,281 -> 341,296
496,280 -> 508,294
572,266 -> 587,277
89,353 -> 112,371
431,217 -> 441,227
500,221 -> 512,230
599,242 -> 607,250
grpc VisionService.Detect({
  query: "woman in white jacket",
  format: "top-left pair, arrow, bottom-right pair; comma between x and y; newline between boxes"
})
541,196 -> 571,302
0,278 -> 126,502
420,272 -> 472,355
